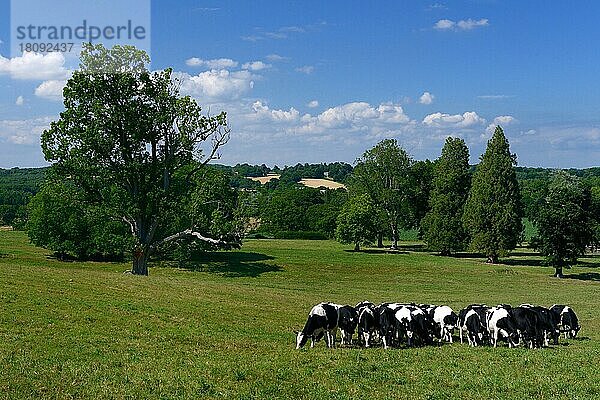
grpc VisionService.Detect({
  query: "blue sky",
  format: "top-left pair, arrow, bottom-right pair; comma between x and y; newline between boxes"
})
1,0 -> 600,168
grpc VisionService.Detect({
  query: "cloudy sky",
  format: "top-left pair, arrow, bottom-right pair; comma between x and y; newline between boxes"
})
1,1 -> 600,168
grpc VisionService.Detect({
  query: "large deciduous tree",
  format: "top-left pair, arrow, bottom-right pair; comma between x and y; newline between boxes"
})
532,171 -> 593,277
422,137 -> 471,255
335,194 -> 376,251
463,126 -> 523,263
350,139 -> 414,249
41,44 -> 238,275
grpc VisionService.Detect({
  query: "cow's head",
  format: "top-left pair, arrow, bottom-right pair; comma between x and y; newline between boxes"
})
294,330 -> 309,349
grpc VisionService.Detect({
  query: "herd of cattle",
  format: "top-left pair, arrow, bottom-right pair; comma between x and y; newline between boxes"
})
295,301 -> 581,350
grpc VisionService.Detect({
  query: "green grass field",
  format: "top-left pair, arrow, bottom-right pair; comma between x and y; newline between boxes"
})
1,231 -> 600,399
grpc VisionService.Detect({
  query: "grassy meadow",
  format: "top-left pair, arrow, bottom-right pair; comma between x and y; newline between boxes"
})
1,230 -> 600,399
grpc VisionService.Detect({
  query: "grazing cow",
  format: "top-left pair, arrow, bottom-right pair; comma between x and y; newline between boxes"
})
433,306 -> 459,343
296,302 -> 356,349
379,303 -> 403,349
458,304 -> 489,346
356,301 -> 379,347
520,304 -> 559,346
510,306 -> 541,348
487,306 -> 519,348
394,305 -> 413,346
407,305 -> 435,346
550,305 -> 581,339
338,305 -> 359,345
296,302 -> 339,349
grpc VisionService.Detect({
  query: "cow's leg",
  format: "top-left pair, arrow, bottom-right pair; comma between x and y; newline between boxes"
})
340,330 -> 346,346
493,330 -> 498,348
460,328 -> 464,344
363,331 -> 370,348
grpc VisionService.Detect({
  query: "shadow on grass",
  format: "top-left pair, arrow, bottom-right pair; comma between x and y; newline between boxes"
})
179,251 -> 281,278
564,272 -> 600,282
343,249 -> 409,255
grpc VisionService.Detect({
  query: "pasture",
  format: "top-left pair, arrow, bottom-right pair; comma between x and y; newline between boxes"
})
1,231 -> 600,399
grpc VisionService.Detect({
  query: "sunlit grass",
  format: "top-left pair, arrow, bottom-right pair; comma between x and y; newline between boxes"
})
1,231 -> 599,399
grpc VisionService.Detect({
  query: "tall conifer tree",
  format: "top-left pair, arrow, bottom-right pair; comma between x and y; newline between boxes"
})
463,126 -> 523,263
422,137 -> 471,255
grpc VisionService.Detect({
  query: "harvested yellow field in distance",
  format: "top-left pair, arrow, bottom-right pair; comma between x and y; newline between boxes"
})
248,174 -> 280,184
299,178 -> 346,190
247,175 -> 347,189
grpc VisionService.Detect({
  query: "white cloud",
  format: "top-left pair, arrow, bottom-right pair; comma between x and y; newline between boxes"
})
0,52 -> 70,80
266,54 -> 289,62
251,101 -> 300,122
295,65 -> 315,74
0,117 -> 54,145
178,69 -> 255,101
35,80 -> 67,101
434,18 -> 489,31
434,19 -> 455,30
15,96 -> 24,106
457,18 -> 489,30
307,100 -> 319,108
419,92 -> 435,105
241,61 -> 271,71
185,57 -> 238,69
486,115 -> 518,133
423,111 -> 486,128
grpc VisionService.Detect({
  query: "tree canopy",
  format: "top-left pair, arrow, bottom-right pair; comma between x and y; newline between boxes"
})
463,127 -> 523,263
350,139 -> 414,249
422,137 -> 471,255
41,44 -> 238,275
532,171 -> 594,277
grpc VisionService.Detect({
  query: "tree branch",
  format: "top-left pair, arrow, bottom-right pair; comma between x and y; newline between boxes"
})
156,228 -> 239,248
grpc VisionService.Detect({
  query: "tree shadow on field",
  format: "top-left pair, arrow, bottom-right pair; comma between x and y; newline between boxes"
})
564,272 -> 600,282
179,251 -> 281,278
344,249 -> 408,255
497,258 -> 546,267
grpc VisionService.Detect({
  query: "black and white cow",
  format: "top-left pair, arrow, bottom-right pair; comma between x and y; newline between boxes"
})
338,305 -> 359,345
432,305 -> 459,343
295,302 -> 357,349
520,304 -> 559,346
487,306 -> 519,348
510,306 -> 541,348
407,305 -> 435,346
295,302 -> 339,349
378,302 -> 404,349
356,301 -> 379,347
550,305 -> 581,339
458,304 -> 489,346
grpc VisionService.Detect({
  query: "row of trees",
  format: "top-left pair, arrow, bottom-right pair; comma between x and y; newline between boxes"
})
336,128 -> 599,277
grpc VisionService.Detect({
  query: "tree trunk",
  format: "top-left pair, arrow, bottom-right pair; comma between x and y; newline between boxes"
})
377,233 -> 384,248
390,225 -> 399,250
132,246 -> 149,276
554,266 -> 563,278
354,242 -> 360,252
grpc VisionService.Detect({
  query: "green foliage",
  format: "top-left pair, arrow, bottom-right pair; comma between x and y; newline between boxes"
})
532,171 -> 594,276
463,127 -> 523,262
422,137 -> 471,254
335,194 -> 377,250
0,167 -> 46,227
257,185 -> 346,238
40,44 -> 236,275
411,159 -> 435,238
350,139 -> 414,248
27,180 -> 130,260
